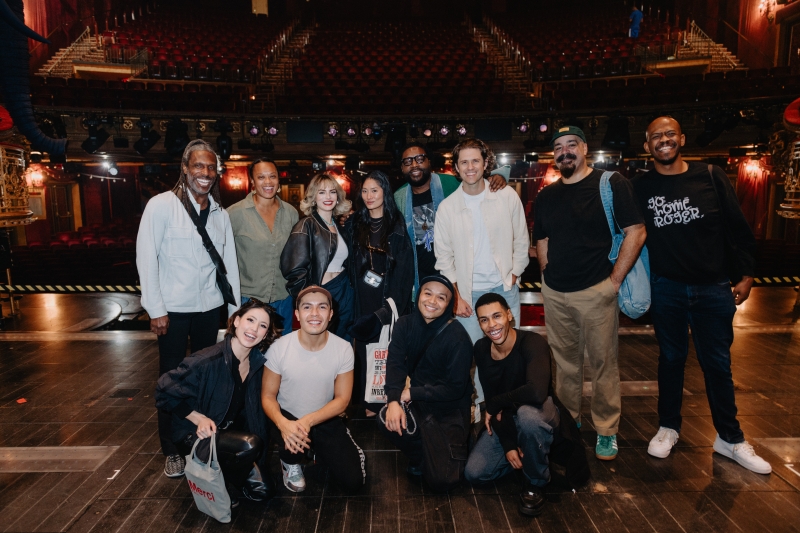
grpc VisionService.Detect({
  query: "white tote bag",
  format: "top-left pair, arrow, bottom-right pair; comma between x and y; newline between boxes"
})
184,435 -> 232,523
364,298 -> 399,404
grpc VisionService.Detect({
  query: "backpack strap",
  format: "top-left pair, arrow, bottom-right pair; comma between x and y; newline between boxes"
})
598,171 -> 621,236
410,318 -> 454,377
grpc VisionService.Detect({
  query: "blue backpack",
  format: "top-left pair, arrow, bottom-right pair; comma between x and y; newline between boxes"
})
599,172 -> 651,319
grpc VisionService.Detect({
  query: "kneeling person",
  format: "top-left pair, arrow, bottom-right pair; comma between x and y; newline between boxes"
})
262,286 -> 365,494
381,275 -> 473,492
465,293 -> 588,516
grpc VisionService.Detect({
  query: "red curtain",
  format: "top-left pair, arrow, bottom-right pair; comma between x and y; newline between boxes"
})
736,160 -> 769,238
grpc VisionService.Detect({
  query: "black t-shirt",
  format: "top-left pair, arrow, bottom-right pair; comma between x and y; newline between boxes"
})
222,356 -> 248,426
411,189 -> 438,280
533,169 -> 643,292
199,205 -> 210,228
474,330 -> 553,452
631,162 -> 756,283
357,216 -> 389,316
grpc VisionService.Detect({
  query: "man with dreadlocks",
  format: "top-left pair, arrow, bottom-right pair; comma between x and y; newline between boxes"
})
137,139 -> 241,478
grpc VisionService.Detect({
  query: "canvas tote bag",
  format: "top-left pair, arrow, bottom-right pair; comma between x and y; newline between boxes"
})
364,298 -> 399,404
184,435 -> 232,523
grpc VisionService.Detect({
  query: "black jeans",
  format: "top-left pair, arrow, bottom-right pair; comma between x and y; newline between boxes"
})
379,402 -> 470,492
176,430 -> 263,489
650,275 -> 744,444
269,409 -> 365,494
157,307 -> 221,456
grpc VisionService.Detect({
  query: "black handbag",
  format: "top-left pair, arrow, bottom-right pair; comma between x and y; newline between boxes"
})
176,191 -> 238,307
707,165 -> 744,285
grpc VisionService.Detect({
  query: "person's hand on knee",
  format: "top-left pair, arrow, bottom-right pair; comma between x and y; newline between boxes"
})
385,401 -> 407,436
506,448 -> 524,469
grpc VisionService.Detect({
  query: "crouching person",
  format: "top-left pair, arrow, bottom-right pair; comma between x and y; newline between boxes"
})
465,294 -> 589,516
381,275 -> 473,492
155,299 -> 279,506
261,286 -> 365,494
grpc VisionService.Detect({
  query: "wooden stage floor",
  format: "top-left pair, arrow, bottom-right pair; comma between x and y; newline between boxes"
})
0,289 -> 799,532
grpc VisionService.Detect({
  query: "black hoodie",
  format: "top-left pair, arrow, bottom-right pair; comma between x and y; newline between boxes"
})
384,275 -> 473,412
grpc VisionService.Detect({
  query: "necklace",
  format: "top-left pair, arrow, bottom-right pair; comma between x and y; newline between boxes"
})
369,217 -> 383,234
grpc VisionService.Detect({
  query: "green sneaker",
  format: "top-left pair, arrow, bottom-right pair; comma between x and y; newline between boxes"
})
596,435 -> 618,460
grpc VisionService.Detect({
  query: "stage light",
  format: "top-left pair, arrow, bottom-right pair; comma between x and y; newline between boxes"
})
499,154 -> 509,165
106,162 -> 119,176
422,127 -> 432,138
539,122 -> 548,133
30,151 -> 43,163
266,125 -> 278,136
164,119 -> 190,156
371,122 -> 382,140
327,123 -> 339,137
248,123 -> 261,136
346,125 -> 357,137
455,124 -> 467,136
216,132 -> 232,160
81,117 -> 110,154
363,125 -> 373,136
518,121 -> 530,133
312,159 -> 325,171
439,124 -> 450,136
134,119 -> 161,155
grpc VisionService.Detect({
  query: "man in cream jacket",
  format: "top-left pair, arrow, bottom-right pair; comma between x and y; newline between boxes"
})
136,139 -> 240,478
434,138 -> 529,417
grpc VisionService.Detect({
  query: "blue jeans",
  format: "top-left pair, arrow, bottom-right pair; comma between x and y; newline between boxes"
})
465,399 -> 559,487
458,285 -> 521,411
650,275 -> 744,444
242,295 -> 294,334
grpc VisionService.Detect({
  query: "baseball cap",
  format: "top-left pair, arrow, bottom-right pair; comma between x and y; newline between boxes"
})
550,125 -> 587,146
295,285 -> 333,309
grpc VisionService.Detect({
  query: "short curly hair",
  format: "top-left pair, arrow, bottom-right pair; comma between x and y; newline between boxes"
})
299,173 -> 352,217
452,138 -> 497,177
226,298 -> 281,352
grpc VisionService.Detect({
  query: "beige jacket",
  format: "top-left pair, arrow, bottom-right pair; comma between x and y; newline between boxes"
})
434,180 -> 530,303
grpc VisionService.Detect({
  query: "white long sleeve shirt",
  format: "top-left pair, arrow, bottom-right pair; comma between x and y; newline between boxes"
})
136,190 -> 240,319
434,180 -> 530,303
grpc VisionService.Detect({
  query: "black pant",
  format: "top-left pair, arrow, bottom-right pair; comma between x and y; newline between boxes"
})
269,409 -> 365,494
176,430 -> 263,489
380,402 -> 470,492
157,307 -> 221,456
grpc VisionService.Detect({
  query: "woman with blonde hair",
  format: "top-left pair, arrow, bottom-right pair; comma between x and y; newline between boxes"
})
280,173 -> 354,339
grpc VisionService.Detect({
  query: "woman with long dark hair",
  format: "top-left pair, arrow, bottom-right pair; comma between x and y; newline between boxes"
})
155,299 -> 280,506
346,170 -> 414,416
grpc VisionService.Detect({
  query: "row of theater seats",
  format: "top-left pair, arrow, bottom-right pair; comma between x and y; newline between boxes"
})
550,69 -> 800,110
32,79 -> 248,112
10,246 -> 137,285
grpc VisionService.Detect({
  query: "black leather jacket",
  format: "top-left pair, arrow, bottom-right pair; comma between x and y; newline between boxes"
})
280,211 -> 349,297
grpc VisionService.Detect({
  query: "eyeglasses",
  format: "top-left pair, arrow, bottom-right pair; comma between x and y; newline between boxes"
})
401,154 -> 427,166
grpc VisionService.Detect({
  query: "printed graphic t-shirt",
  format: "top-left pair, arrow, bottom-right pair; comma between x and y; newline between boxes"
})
631,162 -> 756,284
412,189 -> 439,280
533,169 -> 643,292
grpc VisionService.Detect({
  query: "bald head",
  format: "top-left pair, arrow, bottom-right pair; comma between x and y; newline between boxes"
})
644,116 -> 685,168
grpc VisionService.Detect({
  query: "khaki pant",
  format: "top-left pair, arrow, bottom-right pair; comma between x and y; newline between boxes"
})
541,277 -> 621,436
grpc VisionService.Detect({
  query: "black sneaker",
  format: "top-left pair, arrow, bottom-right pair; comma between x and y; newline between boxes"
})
164,454 -> 185,478
518,482 -> 546,517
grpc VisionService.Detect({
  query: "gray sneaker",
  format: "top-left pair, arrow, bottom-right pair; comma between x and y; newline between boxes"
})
164,454 -> 185,478
281,460 -> 306,492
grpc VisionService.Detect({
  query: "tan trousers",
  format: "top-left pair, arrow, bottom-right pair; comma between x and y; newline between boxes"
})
541,277 -> 621,436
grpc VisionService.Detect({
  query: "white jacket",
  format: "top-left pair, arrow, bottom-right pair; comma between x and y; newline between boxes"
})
434,180 -> 530,303
136,191 -> 240,318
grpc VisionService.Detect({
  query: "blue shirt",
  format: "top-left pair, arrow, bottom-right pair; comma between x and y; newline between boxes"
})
630,10 -> 643,29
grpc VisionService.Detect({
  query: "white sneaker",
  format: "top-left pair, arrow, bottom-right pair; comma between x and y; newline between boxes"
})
281,460 -> 306,492
712,434 -> 772,475
648,427 -> 680,458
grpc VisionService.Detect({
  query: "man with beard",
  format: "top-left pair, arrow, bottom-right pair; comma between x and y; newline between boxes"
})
381,275 -> 473,492
632,117 -> 770,474
137,139 -> 241,477
533,126 -> 645,461
394,142 -> 507,301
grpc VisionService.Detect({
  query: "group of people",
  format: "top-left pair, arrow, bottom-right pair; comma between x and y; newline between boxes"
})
139,114 -> 770,520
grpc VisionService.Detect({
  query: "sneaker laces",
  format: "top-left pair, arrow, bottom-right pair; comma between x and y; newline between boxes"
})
284,462 -> 303,479
733,441 -> 756,457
